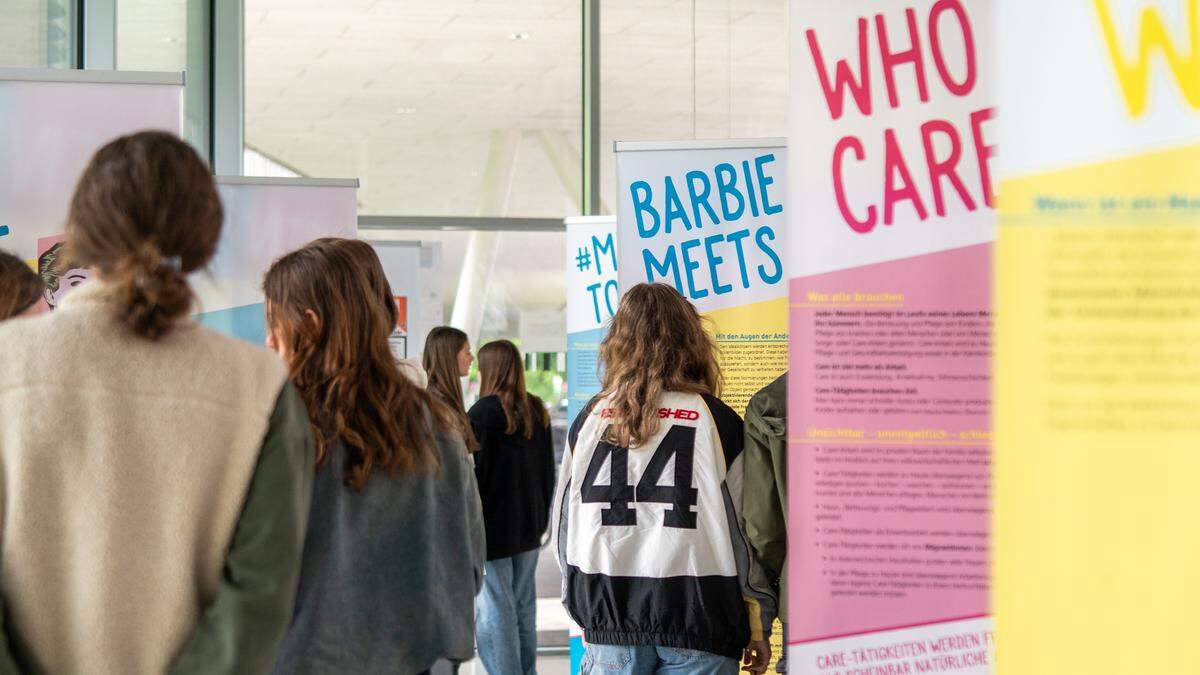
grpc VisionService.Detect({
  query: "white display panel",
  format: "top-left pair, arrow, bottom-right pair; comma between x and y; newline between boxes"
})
194,177 -> 359,344
0,69 -> 183,310
373,240 -> 444,359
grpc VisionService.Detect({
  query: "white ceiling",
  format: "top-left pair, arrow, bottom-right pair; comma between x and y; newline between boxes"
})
241,0 -> 788,217
68,0 -> 788,321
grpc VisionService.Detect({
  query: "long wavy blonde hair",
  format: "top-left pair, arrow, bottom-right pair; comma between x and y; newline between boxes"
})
598,283 -> 721,447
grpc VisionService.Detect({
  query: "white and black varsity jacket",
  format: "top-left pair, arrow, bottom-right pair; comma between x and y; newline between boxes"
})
552,391 -> 778,659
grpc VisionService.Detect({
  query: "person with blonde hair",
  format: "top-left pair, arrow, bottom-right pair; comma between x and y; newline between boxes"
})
552,282 -> 777,675
468,339 -> 555,674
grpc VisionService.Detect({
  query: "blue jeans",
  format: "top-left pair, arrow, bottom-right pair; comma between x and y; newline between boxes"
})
581,644 -> 738,675
475,548 -> 539,675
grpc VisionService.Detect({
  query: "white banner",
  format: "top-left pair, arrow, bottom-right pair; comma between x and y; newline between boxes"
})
614,139 -> 787,311
194,177 -> 359,344
0,69 -> 183,309
565,216 -> 618,423
614,139 -> 789,413
373,240 -> 444,359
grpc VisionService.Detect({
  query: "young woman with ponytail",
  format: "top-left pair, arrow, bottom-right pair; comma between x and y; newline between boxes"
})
468,339 -> 555,675
0,131 -> 316,674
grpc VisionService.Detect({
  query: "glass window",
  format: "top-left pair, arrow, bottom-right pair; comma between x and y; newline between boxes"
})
117,0 -> 188,72
364,227 -> 569,463
116,0 -> 210,159
244,1 -> 583,218
599,0 -> 789,213
0,0 -> 76,69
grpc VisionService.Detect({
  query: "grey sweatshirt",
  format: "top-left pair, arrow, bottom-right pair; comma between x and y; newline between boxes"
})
271,423 -> 486,674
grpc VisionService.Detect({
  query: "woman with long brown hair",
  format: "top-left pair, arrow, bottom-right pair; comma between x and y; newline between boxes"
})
264,239 -> 484,675
0,131 -> 315,674
468,339 -> 555,675
0,250 -> 43,320
551,283 -> 777,675
320,237 -> 428,385
423,325 -> 477,451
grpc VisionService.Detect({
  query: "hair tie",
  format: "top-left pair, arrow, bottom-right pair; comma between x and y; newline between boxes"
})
163,255 -> 183,272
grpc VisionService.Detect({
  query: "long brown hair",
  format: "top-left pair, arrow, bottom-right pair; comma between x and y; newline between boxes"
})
598,283 -> 720,448
324,238 -> 401,327
264,238 -> 455,490
423,326 -> 478,452
478,340 -> 548,440
0,250 -> 42,320
67,131 -> 222,340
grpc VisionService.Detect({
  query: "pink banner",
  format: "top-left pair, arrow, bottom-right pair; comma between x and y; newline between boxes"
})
787,2 -> 996,672
789,244 -> 991,641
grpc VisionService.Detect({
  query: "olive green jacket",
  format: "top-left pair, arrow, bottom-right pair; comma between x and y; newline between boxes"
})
743,373 -> 788,621
0,282 -> 314,675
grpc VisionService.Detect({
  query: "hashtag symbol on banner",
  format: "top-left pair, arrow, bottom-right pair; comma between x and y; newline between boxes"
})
575,247 -> 592,271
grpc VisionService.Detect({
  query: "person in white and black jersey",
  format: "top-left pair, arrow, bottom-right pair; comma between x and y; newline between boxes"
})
552,282 -> 778,675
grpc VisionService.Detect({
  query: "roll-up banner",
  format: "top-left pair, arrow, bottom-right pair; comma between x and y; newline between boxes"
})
614,139 -> 788,414
0,68 -> 183,309
194,177 -> 359,344
565,215 -> 618,424
995,2 -> 1200,673
788,2 -> 996,673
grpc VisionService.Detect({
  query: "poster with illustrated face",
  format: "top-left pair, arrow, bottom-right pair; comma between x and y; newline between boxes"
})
0,70 -> 183,301
36,234 -> 91,311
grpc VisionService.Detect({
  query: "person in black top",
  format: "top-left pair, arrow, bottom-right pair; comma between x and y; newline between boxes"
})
468,339 -> 555,675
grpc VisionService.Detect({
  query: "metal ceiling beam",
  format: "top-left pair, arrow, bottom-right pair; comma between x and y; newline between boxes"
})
358,215 -> 565,233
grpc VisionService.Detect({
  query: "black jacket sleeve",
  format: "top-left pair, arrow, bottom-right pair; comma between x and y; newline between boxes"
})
468,397 -> 503,503
541,421 -> 556,533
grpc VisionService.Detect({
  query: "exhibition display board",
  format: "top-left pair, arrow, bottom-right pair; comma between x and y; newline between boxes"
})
194,177 -> 358,344
615,139 -> 788,414
788,2 -> 995,673
0,69 -> 183,305
565,216 -> 618,423
374,240 -> 445,359
994,2 -> 1200,673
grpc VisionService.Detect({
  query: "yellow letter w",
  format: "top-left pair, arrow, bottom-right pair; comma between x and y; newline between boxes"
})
1094,0 -> 1200,117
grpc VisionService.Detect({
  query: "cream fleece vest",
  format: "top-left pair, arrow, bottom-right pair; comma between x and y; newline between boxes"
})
0,282 -> 288,674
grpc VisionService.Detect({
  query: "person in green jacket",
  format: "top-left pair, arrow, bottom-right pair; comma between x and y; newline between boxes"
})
743,373 -> 788,673
0,132 -> 315,675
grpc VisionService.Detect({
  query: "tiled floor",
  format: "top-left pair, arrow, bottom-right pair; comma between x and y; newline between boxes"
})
455,541 -> 574,674
459,654 -> 571,674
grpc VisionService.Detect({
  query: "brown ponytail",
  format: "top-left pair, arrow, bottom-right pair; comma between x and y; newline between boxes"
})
67,131 -> 222,340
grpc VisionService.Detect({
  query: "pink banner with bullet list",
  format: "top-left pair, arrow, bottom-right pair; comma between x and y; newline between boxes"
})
787,1 -> 996,672
788,245 -> 992,670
